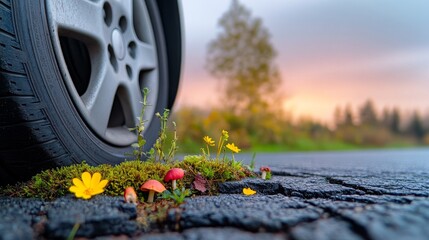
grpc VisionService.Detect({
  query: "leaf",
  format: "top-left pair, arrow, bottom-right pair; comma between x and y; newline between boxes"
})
131,143 -> 140,148
161,190 -> 172,199
138,138 -> 146,146
192,174 -> 207,193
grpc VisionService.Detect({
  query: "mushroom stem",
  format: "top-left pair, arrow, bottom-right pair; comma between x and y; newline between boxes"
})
147,190 -> 155,203
124,187 -> 137,205
261,171 -> 267,180
172,180 -> 177,190
126,195 -> 137,205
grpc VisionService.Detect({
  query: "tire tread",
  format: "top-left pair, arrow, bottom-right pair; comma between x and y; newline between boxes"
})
0,1 -> 70,184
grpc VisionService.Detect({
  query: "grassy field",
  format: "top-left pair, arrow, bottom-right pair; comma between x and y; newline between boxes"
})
176,135 -> 419,154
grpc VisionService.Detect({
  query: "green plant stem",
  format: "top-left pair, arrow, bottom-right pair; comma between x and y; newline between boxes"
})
67,222 -> 80,240
131,87 -> 150,161
216,136 -> 223,160
201,148 -> 207,159
250,152 -> 256,171
206,145 -> 210,158
153,109 -> 172,163
166,121 -> 178,163
222,148 -> 227,162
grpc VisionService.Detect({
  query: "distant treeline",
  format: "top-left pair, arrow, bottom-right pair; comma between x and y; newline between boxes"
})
172,99 -> 429,153
332,99 -> 429,147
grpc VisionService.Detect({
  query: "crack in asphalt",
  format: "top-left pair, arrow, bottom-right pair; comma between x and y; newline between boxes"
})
326,177 -> 383,195
303,200 -> 373,240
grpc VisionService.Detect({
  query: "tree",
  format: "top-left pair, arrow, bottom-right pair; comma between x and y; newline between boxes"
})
381,107 -> 401,134
408,111 -> 425,141
206,0 -> 281,114
333,106 -> 343,128
359,100 -> 378,126
381,108 -> 391,127
343,105 -> 354,126
390,108 -> 401,134
334,105 -> 354,128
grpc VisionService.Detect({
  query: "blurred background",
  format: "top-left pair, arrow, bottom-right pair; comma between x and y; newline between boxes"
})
172,0 -> 429,153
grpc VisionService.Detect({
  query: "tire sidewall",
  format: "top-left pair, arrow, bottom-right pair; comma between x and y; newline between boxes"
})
14,0 -> 168,165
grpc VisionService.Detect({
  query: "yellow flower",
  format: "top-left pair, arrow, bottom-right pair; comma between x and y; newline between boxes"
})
222,130 -> 229,138
243,187 -> 256,195
69,172 -> 108,199
226,143 -> 241,153
203,136 -> 215,146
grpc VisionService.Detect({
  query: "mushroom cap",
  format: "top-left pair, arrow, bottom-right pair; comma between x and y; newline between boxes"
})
260,166 -> 271,172
124,187 -> 137,197
140,180 -> 166,193
164,168 -> 185,182
124,187 -> 137,203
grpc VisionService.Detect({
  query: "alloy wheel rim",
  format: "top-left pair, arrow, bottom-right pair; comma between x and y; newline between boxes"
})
45,0 -> 159,146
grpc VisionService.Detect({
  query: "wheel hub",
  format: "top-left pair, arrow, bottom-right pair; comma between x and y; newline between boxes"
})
111,29 -> 125,60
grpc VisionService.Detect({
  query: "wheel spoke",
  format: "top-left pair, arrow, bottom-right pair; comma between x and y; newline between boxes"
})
134,41 -> 157,70
46,0 -> 105,43
82,65 -> 119,136
122,81 -> 144,127
140,70 -> 159,96
122,0 -> 134,21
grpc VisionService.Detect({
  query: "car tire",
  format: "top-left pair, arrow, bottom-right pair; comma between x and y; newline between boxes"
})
0,0 -> 176,184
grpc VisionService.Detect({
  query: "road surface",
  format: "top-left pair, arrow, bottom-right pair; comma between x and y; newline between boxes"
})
1,148 -> 429,239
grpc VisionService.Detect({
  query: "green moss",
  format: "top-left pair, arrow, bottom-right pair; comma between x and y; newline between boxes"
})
176,155 -> 252,194
0,157 -> 254,200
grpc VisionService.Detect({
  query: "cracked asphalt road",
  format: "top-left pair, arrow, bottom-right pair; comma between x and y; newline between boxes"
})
1,149 -> 429,239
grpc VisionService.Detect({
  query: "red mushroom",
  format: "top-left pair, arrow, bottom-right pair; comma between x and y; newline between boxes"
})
124,187 -> 137,205
164,168 -> 185,190
260,166 -> 271,180
140,180 -> 166,203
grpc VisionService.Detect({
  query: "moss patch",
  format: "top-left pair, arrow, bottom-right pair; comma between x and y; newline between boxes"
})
0,156 -> 254,200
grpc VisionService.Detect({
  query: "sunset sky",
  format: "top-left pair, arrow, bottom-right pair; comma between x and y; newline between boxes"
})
176,0 -> 429,123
